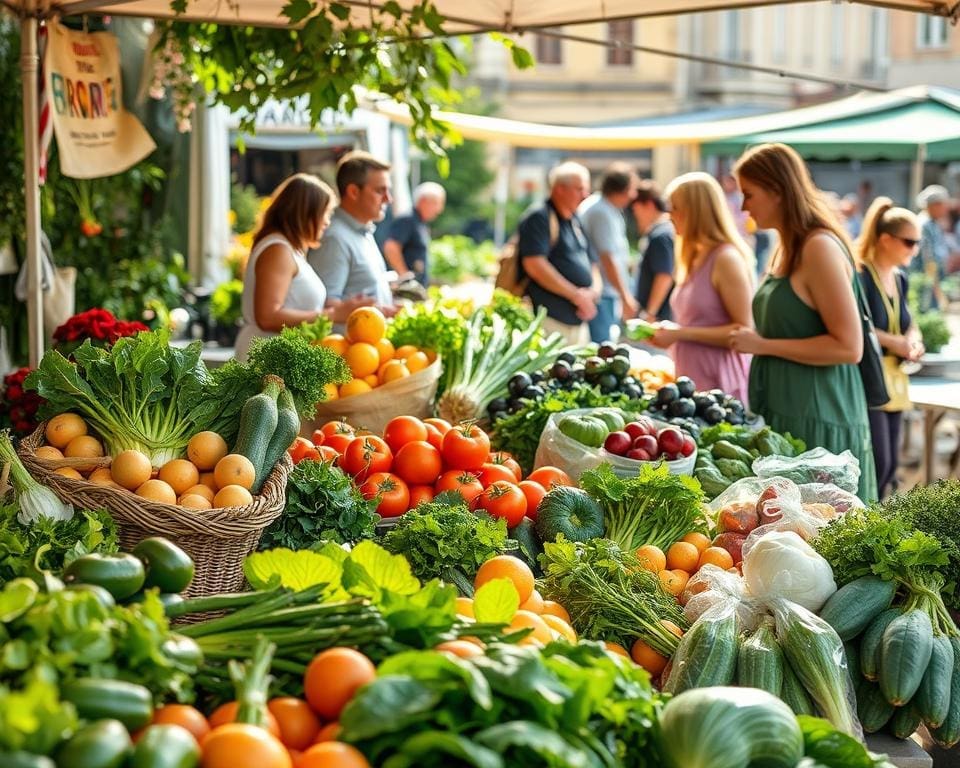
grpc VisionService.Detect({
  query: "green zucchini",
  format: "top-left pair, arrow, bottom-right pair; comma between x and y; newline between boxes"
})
0,752 -> 56,768
889,703 -> 923,740
665,609 -> 739,694
860,608 -> 900,681
133,537 -> 194,594
916,634 -> 954,728
130,724 -> 201,768
56,720 -> 132,768
440,566 -> 475,597
508,518 -> 544,578
255,387 -> 298,493
63,553 -> 145,601
930,637 -> 960,749
737,619 -> 784,696
856,680 -> 895,733
781,660 -> 816,715
818,575 -> 896,641
843,641 -> 860,687
232,375 -> 282,482
60,678 -> 154,731
879,609 -> 933,706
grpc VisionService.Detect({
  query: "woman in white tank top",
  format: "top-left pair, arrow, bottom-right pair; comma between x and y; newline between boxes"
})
234,174 -> 373,361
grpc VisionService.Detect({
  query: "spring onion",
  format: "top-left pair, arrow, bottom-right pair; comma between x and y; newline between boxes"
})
0,431 -> 73,524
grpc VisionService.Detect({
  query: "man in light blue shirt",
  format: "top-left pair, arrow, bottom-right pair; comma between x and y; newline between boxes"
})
309,151 -> 396,324
915,184 -> 952,310
579,164 -> 639,342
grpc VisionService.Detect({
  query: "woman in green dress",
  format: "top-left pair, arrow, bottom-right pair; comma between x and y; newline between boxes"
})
729,143 -> 878,502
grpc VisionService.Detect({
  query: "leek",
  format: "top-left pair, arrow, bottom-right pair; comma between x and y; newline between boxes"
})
0,431 -> 73,524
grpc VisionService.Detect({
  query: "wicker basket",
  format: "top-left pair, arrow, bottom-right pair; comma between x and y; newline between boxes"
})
18,424 -> 291,598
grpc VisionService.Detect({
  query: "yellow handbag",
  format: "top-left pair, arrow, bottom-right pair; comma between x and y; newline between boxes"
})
866,264 -> 911,413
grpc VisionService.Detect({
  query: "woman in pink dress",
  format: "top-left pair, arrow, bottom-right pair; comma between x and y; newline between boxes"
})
649,172 -> 755,404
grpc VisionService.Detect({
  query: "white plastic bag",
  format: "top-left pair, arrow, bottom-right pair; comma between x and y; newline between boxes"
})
753,447 -> 861,494
682,563 -> 764,631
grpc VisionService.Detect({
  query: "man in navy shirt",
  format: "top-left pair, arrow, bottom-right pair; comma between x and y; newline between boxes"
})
383,182 -> 446,287
631,181 -> 675,322
517,162 -> 601,345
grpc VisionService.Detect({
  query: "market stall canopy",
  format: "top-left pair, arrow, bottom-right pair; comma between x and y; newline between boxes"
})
2,0 -> 957,28
702,85 -> 960,161
359,84 -> 960,152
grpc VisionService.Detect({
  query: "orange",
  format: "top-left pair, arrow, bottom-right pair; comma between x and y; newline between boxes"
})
207,701 -> 281,739
200,724 -> 290,768
405,350 -> 430,373
152,704 -> 210,744
182,483 -> 215,503
321,382 -> 339,402
136,479 -> 177,505
64,435 -> 104,465
343,343 -> 379,378
508,610 -> 554,646
519,589 -> 545,614
213,484 -> 254,508
297,742 -> 369,768
541,614 -> 577,642
635,545 -> 666,573
454,597 -> 475,619
630,638 -> 668,676
374,338 -> 395,363
267,697 -> 320,751
380,360 -> 410,384
393,344 -> 418,360
199,472 -> 218,492
338,378 -> 373,399
312,722 -> 341,744
303,648 -> 376,721
179,493 -> 212,510
187,431 -> 229,470
45,413 -> 87,449
474,555 -> 535,604
214,454 -> 256,491
159,459 -> 201,496
363,374 -> 379,388
53,466 -> 83,479
87,467 -> 115,485
603,641 -> 632,659
665,541 -> 700,573
111,450 -> 153,490
34,445 -> 65,461
424,349 -> 438,363
345,307 -> 386,344
434,640 -> 483,658
319,334 -> 349,356
540,600 -> 571,623
698,546 -> 735,571
660,619 -> 684,637
657,569 -> 687,596
681,531 -> 712,553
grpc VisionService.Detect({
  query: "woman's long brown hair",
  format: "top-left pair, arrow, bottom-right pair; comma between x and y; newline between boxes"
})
252,173 -> 336,252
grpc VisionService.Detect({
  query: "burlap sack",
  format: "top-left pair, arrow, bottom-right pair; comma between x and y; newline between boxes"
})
303,356 -> 442,435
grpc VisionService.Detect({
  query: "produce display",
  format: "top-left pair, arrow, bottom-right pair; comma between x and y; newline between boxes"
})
1,300 -> 955,768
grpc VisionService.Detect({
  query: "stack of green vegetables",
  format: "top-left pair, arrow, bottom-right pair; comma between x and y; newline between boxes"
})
813,503 -> 960,746
694,424 -> 806,499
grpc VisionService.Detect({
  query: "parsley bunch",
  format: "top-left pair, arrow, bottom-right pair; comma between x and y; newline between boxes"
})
387,300 -> 469,394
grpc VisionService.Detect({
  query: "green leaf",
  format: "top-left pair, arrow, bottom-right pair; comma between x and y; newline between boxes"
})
510,45 -> 535,70
243,548 -> 342,592
797,715 -> 883,768
386,730 -> 503,768
0,579 -> 38,622
282,0 -> 315,22
474,721 -> 586,765
339,675 -> 443,741
379,650 -> 493,710
472,578 -> 519,624
343,540 -> 420,598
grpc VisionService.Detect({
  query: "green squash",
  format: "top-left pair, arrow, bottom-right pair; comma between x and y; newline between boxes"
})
557,414 -> 609,448
535,486 -> 604,543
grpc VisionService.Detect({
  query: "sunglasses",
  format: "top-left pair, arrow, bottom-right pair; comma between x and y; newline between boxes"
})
892,235 -> 921,248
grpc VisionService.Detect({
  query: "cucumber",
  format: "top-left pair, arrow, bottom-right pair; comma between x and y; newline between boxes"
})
56,720 -> 132,768
130,724 -> 201,768
879,609 -> 934,706
889,703 -> 923,740
860,608 -> 900,681
232,375 -> 282,483
254,387 -> 298,493
0,752 -> 55,768
818,575 -> 896,641
60,678 -> 154,731
737,620 -> 784,696
930,637 -> 960,749
781,660 -> 816,716
856,680 -> 895,733
666,609 -> 739,694
916,634 -> 954,728
843,641 -> 860,688
440,566 -> 475,597
508,518 -> 544,579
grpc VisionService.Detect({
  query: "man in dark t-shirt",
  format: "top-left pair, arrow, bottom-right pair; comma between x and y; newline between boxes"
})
383,182 -> 446,286
517,162 -> 601,345
631,181 -> 675,322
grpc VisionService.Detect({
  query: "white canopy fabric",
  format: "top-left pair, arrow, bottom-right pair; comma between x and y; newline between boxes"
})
2,0 -> 957,29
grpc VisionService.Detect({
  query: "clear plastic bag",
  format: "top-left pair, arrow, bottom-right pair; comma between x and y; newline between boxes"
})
533,408 -> 696,482
753,447 -> 861,494
682,563 -> 764,631
741,531 -> 837,613
664,600 -> 741,694
798,483 -> 865,516
770,597 -> 863,740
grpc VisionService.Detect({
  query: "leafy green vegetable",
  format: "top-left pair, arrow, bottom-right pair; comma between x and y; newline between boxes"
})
579,462 -> 707,552
481,290 -> 534,336
539,536 -> 687,656
916,311 -> 951,353
492,385 -> 645,475
796,715 -> 896,768
381,499 -> 509,582
0,501 -> 118,584
243,548 -> 344,593
292,314 -> 333,345
473,579 -> 519,624
387,298 -> 469,395
0,679 -> 77,756
260,458 -> 379,549
26,329 -> 218,466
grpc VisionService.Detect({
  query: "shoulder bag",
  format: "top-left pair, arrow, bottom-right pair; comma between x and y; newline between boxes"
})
864,263 -> 911,412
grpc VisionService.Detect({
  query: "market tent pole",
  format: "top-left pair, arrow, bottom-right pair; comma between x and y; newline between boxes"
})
19,0 -> 44,367
910,143 -> 927,206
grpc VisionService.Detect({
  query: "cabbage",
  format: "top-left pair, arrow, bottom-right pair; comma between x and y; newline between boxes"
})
743,531 -> 837,611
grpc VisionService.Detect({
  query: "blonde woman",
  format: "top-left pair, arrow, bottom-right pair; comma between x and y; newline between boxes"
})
728,143 -> 877,502
649,172 -> 755,403
235,173 -> 372,361
857,197 -> 924,497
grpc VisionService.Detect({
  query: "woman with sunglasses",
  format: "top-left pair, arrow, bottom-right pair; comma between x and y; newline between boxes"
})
729,143 -> 877,502
856,198 -> 925,497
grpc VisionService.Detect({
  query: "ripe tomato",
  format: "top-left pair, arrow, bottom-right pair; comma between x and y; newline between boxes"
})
423,422 -> 444,452
518,480 -> 547,521
423,417 -> 452,436
319,420 -> 355,439
359,472 -> 410,517
267,697 -> 320,750
441,424 -> 491,471
434,470 -> 484,507
477,481 -> 527,527
317,446 -> 340,464
393,441 -> 442,485
341,436 -> 393,482
323,433 -> 355,456
383,416 -> 428,453
288,437 -> 320,464
407,484 -> 435,509
477,462 -> 518,488
303,648 -> 376,721
488,452 -> 522,481
310,430 -> 326,446
527,466 -> 572,489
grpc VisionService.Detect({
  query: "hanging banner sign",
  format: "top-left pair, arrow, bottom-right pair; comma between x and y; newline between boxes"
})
45,21 -> 156,179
